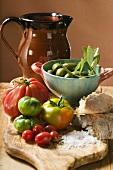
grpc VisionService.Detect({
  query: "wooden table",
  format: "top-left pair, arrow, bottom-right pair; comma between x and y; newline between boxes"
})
0,82 -> 113,170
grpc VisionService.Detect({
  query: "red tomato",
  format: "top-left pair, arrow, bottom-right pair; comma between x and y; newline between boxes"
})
35,132 -> 51,146
2,77 -> 49,118
45,125 -> 57,132
32,125 -> 45,136
22,130 -> 33,141
50,131 -> 59,141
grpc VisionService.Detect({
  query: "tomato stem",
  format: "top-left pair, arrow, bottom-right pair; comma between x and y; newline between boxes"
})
13,79 -> 30,86
51,138 -> 63,143
49,100 -> 57,107
57,96 -> 64,108
49,96 -> 65,108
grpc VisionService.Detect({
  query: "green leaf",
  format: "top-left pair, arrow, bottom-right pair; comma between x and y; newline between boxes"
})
93,47 -> 100,63
73,45 -> 100,78
73,61 -> 81,74
93,47 -> 99,57
87,45 -> 94,65
93,54 -> 100,64
79,58 -> 84,74
88,70 -> 95,76
82,47 -> 87,58
91,58 -> 98,72
84,61 -> 92,71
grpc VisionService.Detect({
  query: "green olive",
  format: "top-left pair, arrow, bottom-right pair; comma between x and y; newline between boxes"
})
52,63 -> 62,72
72,71 -> 80,76
64,73 -> 74,78
56,68 -> 67,77
47,70 -> 53,74
63,63 -> 77,71
81,71 -> 88,76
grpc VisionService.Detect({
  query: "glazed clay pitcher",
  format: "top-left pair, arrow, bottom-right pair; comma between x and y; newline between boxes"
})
0,13 -> 73,83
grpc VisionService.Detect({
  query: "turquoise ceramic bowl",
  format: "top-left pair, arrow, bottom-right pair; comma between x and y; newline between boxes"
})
42,59 -> 101,105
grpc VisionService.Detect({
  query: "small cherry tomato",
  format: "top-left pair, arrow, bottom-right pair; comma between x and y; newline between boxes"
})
22,130 -> 33,141
45,125 -> 57,132
32,124 -> 45,136
50,130 -> 59,141
35,132 -> 51,146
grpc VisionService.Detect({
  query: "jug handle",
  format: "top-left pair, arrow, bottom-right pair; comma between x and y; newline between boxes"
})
99,67 -> 113,84
31,62 -> 44,79
0,17 -> 24,60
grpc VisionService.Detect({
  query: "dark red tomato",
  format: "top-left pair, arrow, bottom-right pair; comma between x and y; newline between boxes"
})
32,124 -> 45,136
22,130 -> 33,141
35,132 -> 51,146
50,130 -> 59,141
45,125 -> 57,132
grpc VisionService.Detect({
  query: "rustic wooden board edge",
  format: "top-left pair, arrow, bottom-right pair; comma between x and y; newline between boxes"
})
3,124 -> 45,170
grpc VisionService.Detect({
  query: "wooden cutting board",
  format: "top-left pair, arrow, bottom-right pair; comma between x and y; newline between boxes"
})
3,119 -> 108,170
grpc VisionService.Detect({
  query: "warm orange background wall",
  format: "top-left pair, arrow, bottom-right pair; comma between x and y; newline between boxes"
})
0,0 -> 113,85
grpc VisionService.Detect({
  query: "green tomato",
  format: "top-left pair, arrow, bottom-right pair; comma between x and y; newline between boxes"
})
30,117 -> 40,127
18,96 -> 42,116
13,115 -> 39,133
41,97 -> 74,130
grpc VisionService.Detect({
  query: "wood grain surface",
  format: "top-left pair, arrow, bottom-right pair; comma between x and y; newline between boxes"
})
0,83 -> 113,170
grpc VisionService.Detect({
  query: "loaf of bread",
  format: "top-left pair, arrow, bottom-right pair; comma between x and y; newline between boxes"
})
74,92 -> 113,140
78,92 -> 113,114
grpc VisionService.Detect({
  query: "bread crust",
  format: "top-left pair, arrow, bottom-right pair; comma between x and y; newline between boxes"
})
78,92 -> 113,114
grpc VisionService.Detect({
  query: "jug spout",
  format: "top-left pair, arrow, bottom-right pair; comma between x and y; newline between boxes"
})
61,15 -> 73,27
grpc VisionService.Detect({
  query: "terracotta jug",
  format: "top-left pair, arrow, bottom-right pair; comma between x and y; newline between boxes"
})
0,13 -> 73,83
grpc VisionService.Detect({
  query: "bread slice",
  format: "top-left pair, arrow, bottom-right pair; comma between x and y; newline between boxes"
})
78,92 -> 113,114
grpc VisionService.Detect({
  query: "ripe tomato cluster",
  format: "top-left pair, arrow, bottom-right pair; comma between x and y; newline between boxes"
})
22,124 -> 60,147
2,78 -> 49,118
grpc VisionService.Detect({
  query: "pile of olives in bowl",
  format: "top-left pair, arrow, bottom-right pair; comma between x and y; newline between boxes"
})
41,59 -> 101,105
46,60 -> 99,78
31,46 -> 105,105
47,62 -> 78,78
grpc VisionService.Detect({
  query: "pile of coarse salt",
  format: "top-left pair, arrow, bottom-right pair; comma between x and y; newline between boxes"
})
61,130 -> 100,149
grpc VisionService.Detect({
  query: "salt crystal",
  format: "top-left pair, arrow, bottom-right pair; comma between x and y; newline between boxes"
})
61,130 -> 100,149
